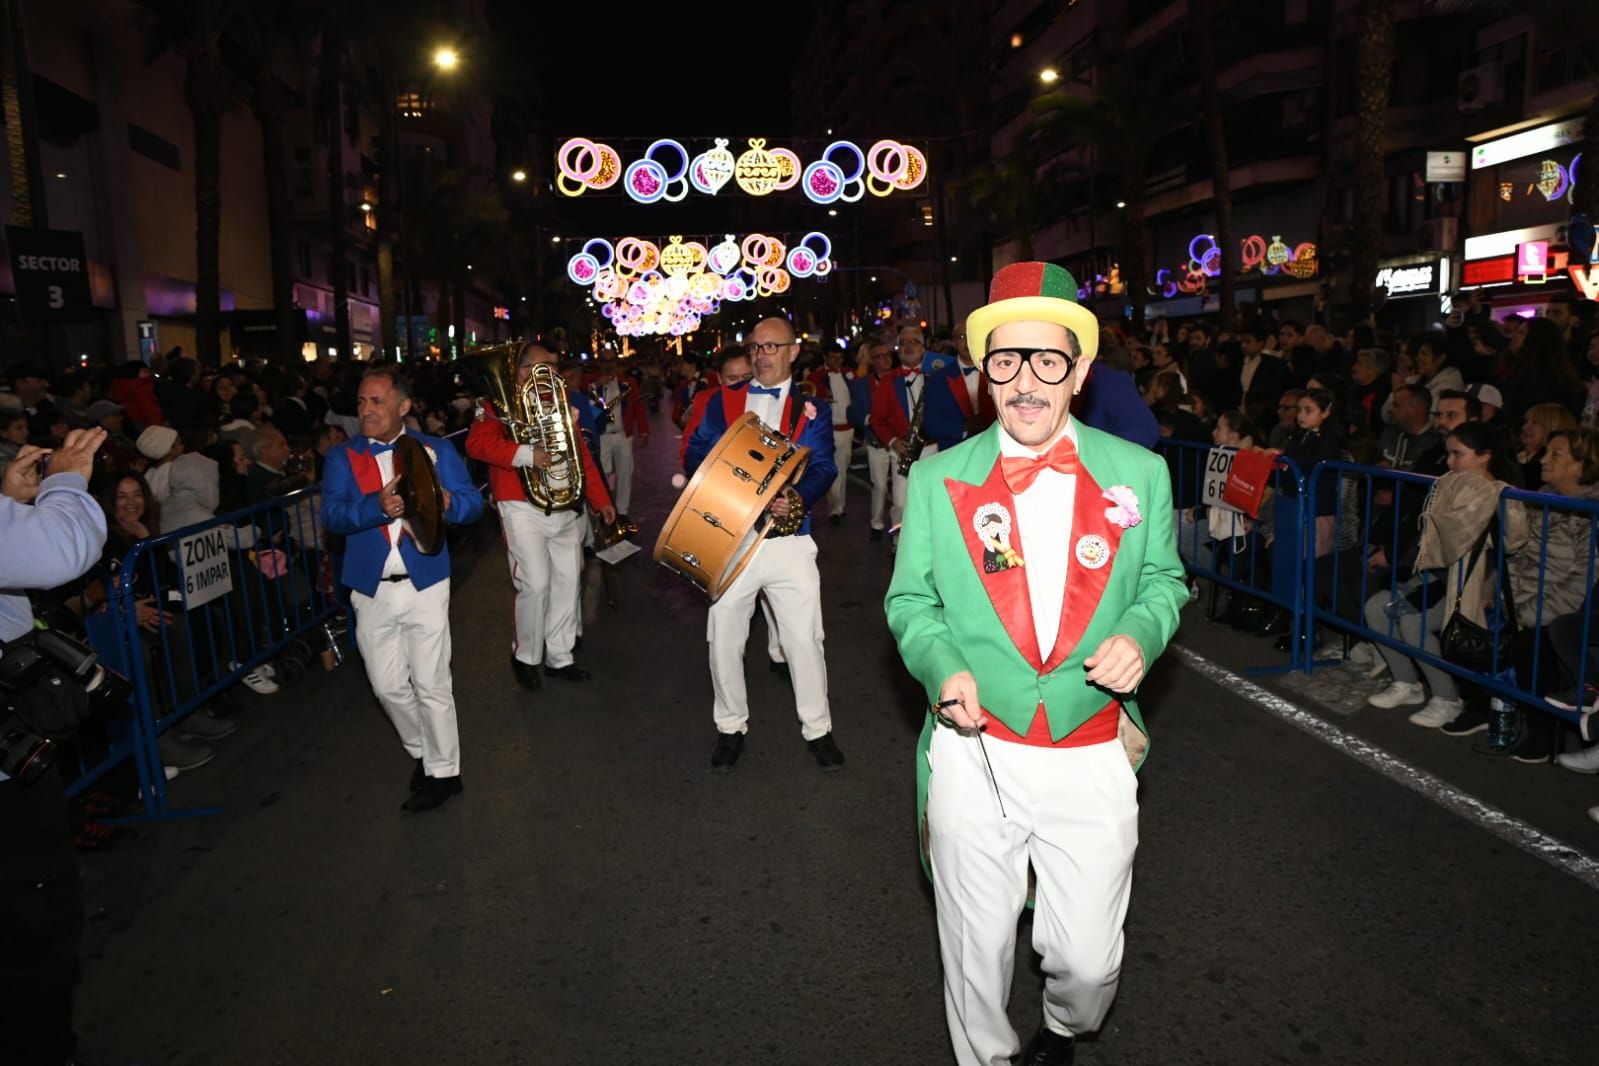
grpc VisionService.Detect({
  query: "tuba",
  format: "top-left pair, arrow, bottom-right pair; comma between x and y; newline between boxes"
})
474,344 -> 585,513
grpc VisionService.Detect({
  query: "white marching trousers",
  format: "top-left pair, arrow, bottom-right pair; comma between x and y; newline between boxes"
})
760,594 -> 784,664
890,441 -> 939,530
499,500 -> 584,669
707,535 -> 830,739
599,432 -> 634,514
826,427 -> 854,517
926,728 -> 1138,1066
867,445 -> 892,530
351,579 -> 461,778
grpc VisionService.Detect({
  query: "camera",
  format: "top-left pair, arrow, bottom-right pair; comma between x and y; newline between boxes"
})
0,628 -> 130,786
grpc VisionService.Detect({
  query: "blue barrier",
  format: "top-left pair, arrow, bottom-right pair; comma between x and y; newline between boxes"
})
1157,439 -> 1310,672
1302,461 -> 1599,734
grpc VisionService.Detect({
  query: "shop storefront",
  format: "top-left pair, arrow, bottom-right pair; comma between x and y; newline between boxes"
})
1374,255 -> 1452,332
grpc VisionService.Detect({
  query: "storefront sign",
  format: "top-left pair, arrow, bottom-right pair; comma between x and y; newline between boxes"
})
1426,151 -> 1468,183
1471,118 -> 1584,170
1463,256 -> 1516,287
1518,240 -> 1549,282
1375,258 -> 1449,298
1571,264 -> 1599,302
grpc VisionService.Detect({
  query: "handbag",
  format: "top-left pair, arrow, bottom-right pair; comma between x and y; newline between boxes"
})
1221,447 -> 1274,518
1439,526 -> 1516,673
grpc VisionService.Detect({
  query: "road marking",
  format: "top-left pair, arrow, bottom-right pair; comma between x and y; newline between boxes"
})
1172,646 -> 1599,892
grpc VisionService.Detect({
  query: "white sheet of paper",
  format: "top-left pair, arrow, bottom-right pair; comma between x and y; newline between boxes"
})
596,540 -> 642,566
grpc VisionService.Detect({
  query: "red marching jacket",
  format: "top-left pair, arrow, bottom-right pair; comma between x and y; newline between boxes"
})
466,401 -> 614,513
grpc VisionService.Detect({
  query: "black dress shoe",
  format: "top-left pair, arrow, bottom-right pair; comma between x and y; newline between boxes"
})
1019,1026 -> 1075,1065
807,732 -> 845,772
869,527 -> 883,541
545,663 -> 591,682
769,660 -> 791,681
573,635 -> 584,652
511,657 -> 542,691
710,731 -> 744,772
409,758 -> 425,793
828,513 -> 844,526
401,774 -> 462,813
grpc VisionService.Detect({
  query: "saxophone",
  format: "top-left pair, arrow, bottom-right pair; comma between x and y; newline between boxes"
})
897,372 -> 928,476
475,345 -> 585,513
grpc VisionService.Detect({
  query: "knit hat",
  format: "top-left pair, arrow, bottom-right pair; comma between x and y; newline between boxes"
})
137,424 -> 179,460
965,262 -> 1100,365
87,399 -> 124,421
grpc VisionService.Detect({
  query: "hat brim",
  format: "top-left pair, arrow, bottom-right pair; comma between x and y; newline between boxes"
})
967,296 -> 1100,365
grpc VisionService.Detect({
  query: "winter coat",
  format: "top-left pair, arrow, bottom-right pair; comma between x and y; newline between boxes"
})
1414,472 -> 1523,627
108,375 -> 165,431
1506,481 -> 1599,629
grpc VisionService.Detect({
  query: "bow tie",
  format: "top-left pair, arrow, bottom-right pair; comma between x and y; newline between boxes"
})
963,366 -> 980,376
1000,435 -> 1079,495
368,437 -> 403,454
748,384 -> 783,398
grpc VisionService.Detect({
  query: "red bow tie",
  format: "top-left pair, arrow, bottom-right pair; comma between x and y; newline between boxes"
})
1000,435 -> 1079,495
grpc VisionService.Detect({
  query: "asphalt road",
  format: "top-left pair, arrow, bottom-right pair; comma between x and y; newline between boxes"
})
75,409 -> 1599,1065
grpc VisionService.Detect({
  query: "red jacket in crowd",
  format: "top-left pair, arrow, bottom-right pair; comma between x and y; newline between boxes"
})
466,400 -> 613,513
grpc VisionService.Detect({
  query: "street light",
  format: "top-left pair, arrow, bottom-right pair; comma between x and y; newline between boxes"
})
1040,68 -> 1059,84
827,209 -> 837,217
511,169 -> 527,183
359,201 -> 372,212
1115,200 -> 1127,209
433,46 -> 459,71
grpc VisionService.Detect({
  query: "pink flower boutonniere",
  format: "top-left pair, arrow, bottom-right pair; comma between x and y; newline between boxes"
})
803,400 -> 818,422
1103,485 -> 1142,529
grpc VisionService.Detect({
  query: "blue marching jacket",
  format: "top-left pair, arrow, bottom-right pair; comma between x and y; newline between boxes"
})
321,431 -> 484,597
684,380 -> 837,538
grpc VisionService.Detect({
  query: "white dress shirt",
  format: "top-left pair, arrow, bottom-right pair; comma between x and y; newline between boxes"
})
746,378 -> 791,431
998,418 -> 1079,658
370,435 -> 407,577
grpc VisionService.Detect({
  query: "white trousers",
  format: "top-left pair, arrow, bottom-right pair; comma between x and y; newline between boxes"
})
499,500 -> 584,669
600,432 -> 634,514
867,445 -> 893,531
927,728 -> 1139,1066
760,595 -> 784,664
826,428 -> 854,517
707,535 -> 831,739
351,579 -> 461,778
890,441 -> 939,530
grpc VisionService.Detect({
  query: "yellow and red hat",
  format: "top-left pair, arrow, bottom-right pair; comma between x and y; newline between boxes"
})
965,261 -> 1099,365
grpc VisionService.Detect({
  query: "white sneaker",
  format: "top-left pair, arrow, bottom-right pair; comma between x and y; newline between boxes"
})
1313,640 -> 1345,661
1368,681 -> 1426,709
1408,697 -> 1464,728
1348,642 -> 1377,667
256,662 -> 278,680
240,668 -> 279,694
1554,745 -> 1599,774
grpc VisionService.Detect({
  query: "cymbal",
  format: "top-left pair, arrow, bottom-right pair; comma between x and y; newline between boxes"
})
394,434 -> 446,555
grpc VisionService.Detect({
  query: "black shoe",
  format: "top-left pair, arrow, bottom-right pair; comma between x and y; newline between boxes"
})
1440,703 -> 1491,737
828,513 -> 844,526
1019,1026 -> 1075,1065
869,527 -> 883,541
401,774 -> 462,813
769,660 -> 791,682
545,663 -> 591,682
618,514 -> 630,527
807,732 -> 845,772
710,731 -> 744,772
573,635 -> 584,652
511,657 -> 542,691
409,758 -> 425,793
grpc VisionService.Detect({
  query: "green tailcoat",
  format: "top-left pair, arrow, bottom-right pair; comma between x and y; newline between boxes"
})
883,420 -> 1187,870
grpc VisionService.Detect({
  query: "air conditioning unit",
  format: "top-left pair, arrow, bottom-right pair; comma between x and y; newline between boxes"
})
1418,217 -> 1459,253
1458,63 -> 1505,112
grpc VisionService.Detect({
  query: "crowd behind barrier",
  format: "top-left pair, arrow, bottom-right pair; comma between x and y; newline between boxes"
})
1161,438 -> 1599,763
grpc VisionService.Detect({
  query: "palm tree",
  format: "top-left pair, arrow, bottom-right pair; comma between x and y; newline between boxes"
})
135,0 -> 242,367
314,9 -> 355,359
1032,64 -> 1178,333
1349,0 -> 1395,324
1191,0 -> 1237,329
413,169 -> 508,359
236,3 -> 308,366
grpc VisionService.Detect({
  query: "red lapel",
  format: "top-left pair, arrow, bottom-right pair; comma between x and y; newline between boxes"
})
722,384 -> 749,421
1040,459 -> 1123,673
944,462 -> 1043,672
947,372 -> 975,420
348,445 -> 396,546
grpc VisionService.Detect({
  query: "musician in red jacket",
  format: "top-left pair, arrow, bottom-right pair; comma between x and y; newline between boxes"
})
870,327 -> 931,545
468,342 -> 615,691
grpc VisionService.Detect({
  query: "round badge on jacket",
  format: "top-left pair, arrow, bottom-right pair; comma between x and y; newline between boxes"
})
1075,534 -> 1110,569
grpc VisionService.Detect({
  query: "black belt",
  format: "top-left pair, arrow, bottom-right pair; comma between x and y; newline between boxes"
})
381,573 -> 410,583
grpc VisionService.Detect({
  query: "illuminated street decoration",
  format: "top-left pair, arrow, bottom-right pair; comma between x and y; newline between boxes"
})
567,232 -> 834,337
1148,232 -> 1318,297
555,136 -> 927,201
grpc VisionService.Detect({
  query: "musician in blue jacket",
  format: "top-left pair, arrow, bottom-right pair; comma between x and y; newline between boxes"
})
322,367 -> 483,812
684,316 -> 844,774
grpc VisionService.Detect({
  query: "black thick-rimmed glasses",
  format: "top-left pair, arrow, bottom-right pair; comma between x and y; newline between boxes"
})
746,340 -> 798,357
982,346 -> 1077,385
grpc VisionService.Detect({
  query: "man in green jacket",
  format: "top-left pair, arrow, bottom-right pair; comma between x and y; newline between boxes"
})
886,262 -> 1186,1066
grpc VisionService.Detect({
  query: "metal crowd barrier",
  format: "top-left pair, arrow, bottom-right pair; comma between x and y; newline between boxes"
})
1304,462 -> 1599,729
1158,439 -> 1310,671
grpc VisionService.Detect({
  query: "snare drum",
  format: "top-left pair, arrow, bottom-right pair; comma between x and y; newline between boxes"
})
654,412 -> 812,601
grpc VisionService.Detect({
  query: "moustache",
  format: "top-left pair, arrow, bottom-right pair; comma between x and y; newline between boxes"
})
1006,393 -> 1049,408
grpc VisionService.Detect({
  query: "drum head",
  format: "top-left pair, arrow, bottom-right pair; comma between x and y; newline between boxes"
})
394,435 -> 446,555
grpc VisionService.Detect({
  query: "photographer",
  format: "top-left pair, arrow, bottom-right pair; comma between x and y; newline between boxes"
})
0,427 -> 109,1066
